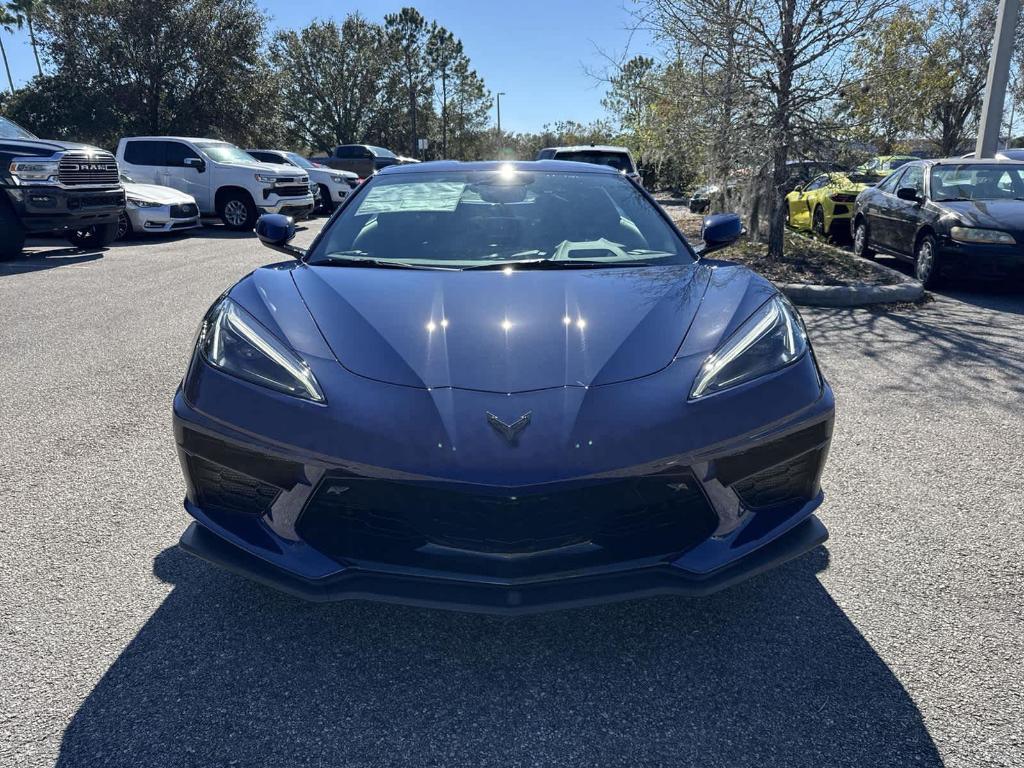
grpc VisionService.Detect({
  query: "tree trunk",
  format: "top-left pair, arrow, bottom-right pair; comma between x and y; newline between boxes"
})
27,14 -> 41,76
0,37 -> 14,94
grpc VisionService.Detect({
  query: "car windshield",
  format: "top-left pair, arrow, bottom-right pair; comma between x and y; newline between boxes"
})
197,142 -> 258,164
285,152 -> 316,169
931,164 -> 1024,201
369,146 -> 396,158
0,116 -> 37,139
554,151 -> 635,174
309,168 -> 690,268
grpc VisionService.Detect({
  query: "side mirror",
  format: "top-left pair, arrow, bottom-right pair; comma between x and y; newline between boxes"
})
697,213 -> 745,255
896,187 -> 921,203
255,214 -> 304,259
184,157 -> 206,173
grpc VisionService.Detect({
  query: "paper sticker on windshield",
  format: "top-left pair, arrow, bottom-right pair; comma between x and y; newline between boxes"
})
357,182 -> 466,214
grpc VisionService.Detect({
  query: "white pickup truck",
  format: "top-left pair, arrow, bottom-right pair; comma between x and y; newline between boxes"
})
116,136 -> 315,230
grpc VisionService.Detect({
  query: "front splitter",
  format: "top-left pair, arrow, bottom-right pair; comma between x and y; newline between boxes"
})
179,515 -> 828,615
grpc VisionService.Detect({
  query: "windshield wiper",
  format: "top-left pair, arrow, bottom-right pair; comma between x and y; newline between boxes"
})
309,253 -> 456,270
463,259 -> 654,271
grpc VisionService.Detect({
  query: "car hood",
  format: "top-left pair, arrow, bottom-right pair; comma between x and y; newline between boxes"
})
307,166 -> 357,182
936,199 -> 1024,230
290,264 -> 712,393
123,182 -> 194,204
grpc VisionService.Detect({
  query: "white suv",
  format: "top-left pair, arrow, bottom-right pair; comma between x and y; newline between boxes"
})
246,149 -> 358,213
116,136 -> 315,230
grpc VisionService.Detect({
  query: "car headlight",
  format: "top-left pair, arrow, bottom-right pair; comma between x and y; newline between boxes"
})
330,175 -> 345,183
127,197 -> 162,208
197,298 -> 325,402
9,159 -> 59,183
690,295 -> 809,399
254,173 -> 278,184
949,226 -> 1015,244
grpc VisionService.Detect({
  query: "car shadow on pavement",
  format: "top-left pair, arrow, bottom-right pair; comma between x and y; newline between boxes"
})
54,545 -> 943,768
0,247 -> 104,275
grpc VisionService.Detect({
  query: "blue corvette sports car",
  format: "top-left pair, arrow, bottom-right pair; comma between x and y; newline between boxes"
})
174,160 -> 834,614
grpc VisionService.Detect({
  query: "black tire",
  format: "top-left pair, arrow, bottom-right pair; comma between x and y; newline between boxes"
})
67,221 -> 118,249
317,184 -> 335,214
914,233 -> 942,289
217,190 -> 258,231
116,211 -> 132,241
0,199 -> 26,260
812,206 -> 826,237
852,219 -> 875,260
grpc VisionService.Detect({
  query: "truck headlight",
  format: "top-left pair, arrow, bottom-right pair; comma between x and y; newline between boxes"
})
949,226 -> 1015,245
254,173 -> 278,184
330,175 -> 345,183
9,159 -> 59,183
690,295 -> 809,399
196,298 -> 325,402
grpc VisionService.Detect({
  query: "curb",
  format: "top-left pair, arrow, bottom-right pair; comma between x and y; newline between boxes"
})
779,233 -> 925,307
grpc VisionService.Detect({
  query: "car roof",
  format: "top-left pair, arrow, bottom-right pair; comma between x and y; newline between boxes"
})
545,145 -> 632,154
120,136 -> 232,144
376,160 -> 623,176
246,148 -> 286,154
922,157 -> 1024,166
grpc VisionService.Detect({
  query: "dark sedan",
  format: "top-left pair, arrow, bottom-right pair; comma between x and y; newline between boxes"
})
174,160 -> 834,614
851,158 -> 1024,286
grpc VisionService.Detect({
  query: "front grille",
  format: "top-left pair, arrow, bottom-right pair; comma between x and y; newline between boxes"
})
296,468 -> 718,578
273,185 -> 311,198
170,203 -> 198,218
58,151 -> 119,186
731,449 -> 825,509
67,192 -> 124,210
188,455 -> 280,516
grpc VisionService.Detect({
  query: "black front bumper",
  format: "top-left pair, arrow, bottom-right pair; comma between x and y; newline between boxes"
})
180,514 -> 828,614
4,184 -> 124,233
938,239 -> 1024,280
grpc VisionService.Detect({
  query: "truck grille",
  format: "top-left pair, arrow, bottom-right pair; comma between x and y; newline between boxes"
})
273,185 -> 311,198
58,151 -> 119,187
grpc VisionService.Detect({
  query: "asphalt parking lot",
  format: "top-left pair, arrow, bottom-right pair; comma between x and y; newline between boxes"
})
2,219 -> 1022,768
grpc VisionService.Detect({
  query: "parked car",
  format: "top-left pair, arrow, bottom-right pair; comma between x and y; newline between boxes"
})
246,149 -> 358,213
310,144 -> 418,178
1,115 -> 124,258
852,155 -> 917,179
173,160 -> 834,614
536,145 -> 642,184
785,172 -> 871,237
117,173 -> 200,239
851,158 -> 1024,287
781,160 -> 846,193
688,184 -> 718,213
116,136 -> 314,231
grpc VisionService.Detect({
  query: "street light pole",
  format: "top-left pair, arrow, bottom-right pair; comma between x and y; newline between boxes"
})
496,92 -> 506,135
976,0 -> 1022,157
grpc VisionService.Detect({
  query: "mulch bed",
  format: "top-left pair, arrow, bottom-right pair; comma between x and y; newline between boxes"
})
659,199 -> 898,287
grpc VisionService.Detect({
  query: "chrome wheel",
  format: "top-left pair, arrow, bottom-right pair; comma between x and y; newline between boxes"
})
223,200 -> 248,227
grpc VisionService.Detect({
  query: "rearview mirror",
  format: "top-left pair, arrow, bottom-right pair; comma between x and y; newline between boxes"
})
184,157 -> 206,173
896,187 -> 921,203
255,214 -> 304,259
697,213 -> 745,255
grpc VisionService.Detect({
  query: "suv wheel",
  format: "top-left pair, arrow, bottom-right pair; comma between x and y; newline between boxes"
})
318,184 -> 335,214
914,233 -> 942,288
67,222 -> 118,249
218,191 -> 257,231
853,220 -> 875,260
0,200 -> 26,260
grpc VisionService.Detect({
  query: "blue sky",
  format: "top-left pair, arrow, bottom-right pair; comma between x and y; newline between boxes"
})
0,0 -> 655,133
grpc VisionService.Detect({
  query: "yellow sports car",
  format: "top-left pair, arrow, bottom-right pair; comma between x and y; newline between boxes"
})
785,172 -> 871,238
